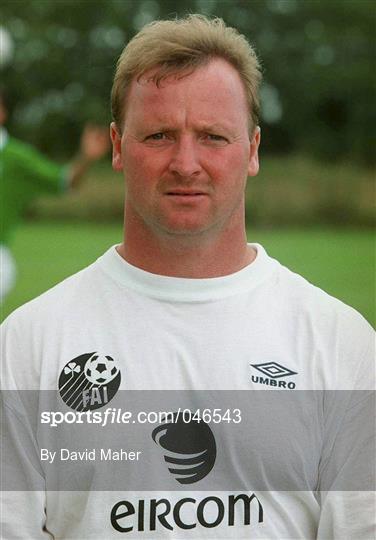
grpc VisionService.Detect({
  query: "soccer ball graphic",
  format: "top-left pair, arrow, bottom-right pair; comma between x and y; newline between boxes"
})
84,354 -> 119,385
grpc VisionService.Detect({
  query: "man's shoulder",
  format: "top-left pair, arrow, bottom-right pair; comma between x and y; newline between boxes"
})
2,260 -> 100,330
276,258 -> 362,314
273,258 -> 374,343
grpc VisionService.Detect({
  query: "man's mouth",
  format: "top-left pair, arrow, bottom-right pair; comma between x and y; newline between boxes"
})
166,190 -> 207,196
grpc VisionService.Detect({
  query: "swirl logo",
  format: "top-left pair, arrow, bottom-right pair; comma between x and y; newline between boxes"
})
152,413 -> 216,484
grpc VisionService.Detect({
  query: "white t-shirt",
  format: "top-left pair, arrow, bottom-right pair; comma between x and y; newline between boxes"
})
1,244 -> 375,539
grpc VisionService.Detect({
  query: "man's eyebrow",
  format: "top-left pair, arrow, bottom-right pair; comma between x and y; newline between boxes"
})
139,121 -> 235,134
198,122 -> 230,131
140,123 -> 174,133
196,121 -> 240,135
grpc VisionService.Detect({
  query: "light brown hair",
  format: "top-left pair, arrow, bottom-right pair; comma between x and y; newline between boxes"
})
111,14 -> 262,133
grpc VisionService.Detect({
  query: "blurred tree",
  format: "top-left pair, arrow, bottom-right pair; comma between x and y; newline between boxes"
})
1,0 -> 374,165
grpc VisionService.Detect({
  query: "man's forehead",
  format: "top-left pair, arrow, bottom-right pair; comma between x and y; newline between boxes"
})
130,58 -> 245,98
125,94 -> 245,136
119,58 -> 251,134
125,59 -> 248,123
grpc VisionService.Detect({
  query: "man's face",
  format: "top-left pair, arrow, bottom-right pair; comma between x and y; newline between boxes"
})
111,58 -> 260,240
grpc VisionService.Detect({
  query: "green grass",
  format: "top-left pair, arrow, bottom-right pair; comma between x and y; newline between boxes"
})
1,223 -> 374,326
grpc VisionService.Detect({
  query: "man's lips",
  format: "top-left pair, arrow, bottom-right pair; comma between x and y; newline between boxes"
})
165,190 -> 208,196
164,190 -> 208,203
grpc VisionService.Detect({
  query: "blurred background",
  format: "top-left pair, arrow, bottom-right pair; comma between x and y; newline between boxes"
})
1,0 -> 375,324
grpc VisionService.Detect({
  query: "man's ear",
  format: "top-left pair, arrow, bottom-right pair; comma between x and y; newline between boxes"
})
248,126 -> 261,177
110,122 -> 123,171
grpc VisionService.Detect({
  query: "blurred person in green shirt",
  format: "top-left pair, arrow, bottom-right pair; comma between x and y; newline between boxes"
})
0,88 -> 110,302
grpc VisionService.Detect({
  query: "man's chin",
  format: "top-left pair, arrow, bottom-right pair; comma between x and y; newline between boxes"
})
157,219 -> 214,238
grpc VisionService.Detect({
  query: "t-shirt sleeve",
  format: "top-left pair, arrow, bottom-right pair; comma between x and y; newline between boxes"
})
1,313 -> 52,539
316,327 -> 376,539
1,400 -> 52,539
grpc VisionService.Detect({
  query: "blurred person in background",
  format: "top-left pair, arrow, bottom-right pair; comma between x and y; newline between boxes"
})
0,87 -> 110,303
1,14 -> 374,540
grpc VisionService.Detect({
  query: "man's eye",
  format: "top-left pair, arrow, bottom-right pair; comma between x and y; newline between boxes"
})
147,133 -> 166,140
204,134 -> 228,144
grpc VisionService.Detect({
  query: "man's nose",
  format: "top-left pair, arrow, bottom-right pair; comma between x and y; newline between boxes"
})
168,136 -> 202,177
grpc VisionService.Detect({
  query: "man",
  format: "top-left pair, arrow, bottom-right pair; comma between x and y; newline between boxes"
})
0,88 -> 109,303
1,15 -> 374,539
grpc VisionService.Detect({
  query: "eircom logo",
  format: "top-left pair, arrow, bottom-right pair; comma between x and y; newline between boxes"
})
111,494 -> 264,533
250,362 -> 297,389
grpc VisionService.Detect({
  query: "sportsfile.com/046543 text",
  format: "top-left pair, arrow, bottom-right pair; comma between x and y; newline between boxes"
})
40,407 -> 242,427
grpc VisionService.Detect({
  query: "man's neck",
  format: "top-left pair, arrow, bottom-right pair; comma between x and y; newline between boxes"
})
117,222 -> 256,279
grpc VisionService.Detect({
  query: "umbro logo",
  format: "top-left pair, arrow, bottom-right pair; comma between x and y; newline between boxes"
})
252,362 -> 297,379
250,362 -> 297,389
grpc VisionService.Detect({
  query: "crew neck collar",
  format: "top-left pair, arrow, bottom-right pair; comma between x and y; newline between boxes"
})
97,243 -> 278,303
